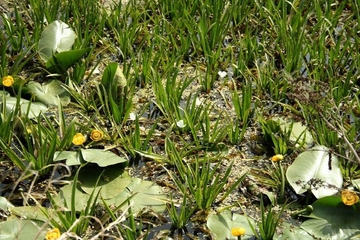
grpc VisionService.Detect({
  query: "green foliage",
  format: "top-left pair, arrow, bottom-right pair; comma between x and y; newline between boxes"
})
286,145 -> 343,199
166,138 -> 246,211
260,119 -> 289,155
257,197 -> 285,240
167,193 -> 196,230
45,49 -> 90,74
207,210 -> 256,240
232,81 -> 253,125
1,0 -> 360,238
54,149 -> 128,167
99,63 -> 133,124
301,196 -> 360,239
0,219 -> 47,240
26,80 -> 71,106
46,168 -> 101,236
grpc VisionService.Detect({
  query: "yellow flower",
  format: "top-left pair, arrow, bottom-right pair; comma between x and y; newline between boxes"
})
341,189 -> 359,206
72,133 -> 86,145
90,129 -> 103,141
45,228 -> 60,240
2,75 -> 14,87
271,154 -> 284,162
231,227 -> 246,237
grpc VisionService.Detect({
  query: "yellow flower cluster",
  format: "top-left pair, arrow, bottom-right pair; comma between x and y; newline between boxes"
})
72,133 -> 86,145
90,129 -> 103,141
341,189 -> 359,206
271,154 -> 284,162
231,227 -> 246,236
2,75 -> 14,87
45,228 -> 60,240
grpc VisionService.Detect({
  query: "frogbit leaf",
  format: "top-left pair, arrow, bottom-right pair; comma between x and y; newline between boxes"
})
276,223 -> 314,240
286,145 -> 343,198
207,210 -> 255,240
0,96 -> 48,119
80,149 -> 128,167
38,20 -> 76,62
0,219 -> 47,240
105,178 -> 166,215
53,151 -> 83,166
27,80 -> 71,106
301,196 -> 360,240
78,166 -> 131,199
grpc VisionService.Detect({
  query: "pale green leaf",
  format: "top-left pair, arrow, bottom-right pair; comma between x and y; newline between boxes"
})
106,178 -> 166,215
301,196 -> 360,239
27,80 -> 71,106
0,219 -> 47,240
80,149 -> 128,167
78,166 -> 131,199
286,145 -> 343,198
38,20 -> 76,62
207,210 -> 255,240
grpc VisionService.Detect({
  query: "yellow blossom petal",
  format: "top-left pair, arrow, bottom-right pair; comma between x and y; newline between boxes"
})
271,154 -> 284,162
72,133 -> 86,145
231,227 -> 246,237
2,75 -> 14,87
341,189 -> 359,206
45,228 -> 60,240
90,129 -> 103,141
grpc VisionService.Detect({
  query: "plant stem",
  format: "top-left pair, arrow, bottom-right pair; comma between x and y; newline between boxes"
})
277,161 -> 285,203
290,205 -> 313,218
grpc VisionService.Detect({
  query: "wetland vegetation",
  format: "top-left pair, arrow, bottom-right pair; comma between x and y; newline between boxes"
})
1,0 -> 360,239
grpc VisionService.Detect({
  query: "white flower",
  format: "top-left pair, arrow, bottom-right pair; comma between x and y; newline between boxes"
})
129,112 -> 136,121
218,70 -> 227,78
176,120 -> 186,128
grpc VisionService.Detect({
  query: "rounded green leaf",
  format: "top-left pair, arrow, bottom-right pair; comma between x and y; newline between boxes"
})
27,80 -> 70,106
279,120 -> 313,147
0,96 -> 48,119
53,183 -> 91,212
78,166 -> 131,199
54,151 -> 82,166
301,196 -> 360,239
0,219 -> 47,240
80,149 -> 128,167
286,145 -> 343,198
276,223 -> 314,240
106,178 -> 166,215
207,210 -> 255,240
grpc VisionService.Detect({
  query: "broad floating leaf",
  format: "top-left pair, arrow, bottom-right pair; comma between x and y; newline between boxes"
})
286,145 -> 343,198
207,210 -> 255,240
0,219 -> 47,240
54,149 -> 128,167
27,80 -> 71,106
0,96 -> 48,119
301,196 -> 360,239
106,178 -> 167,215
53,151 -> 82,166
276,223 -> 314,240
78,166 -> 131,199
81,149 -> 128,167
53,183 -> 93,212
279,120 -> 313,147
38,20 -> 76,62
